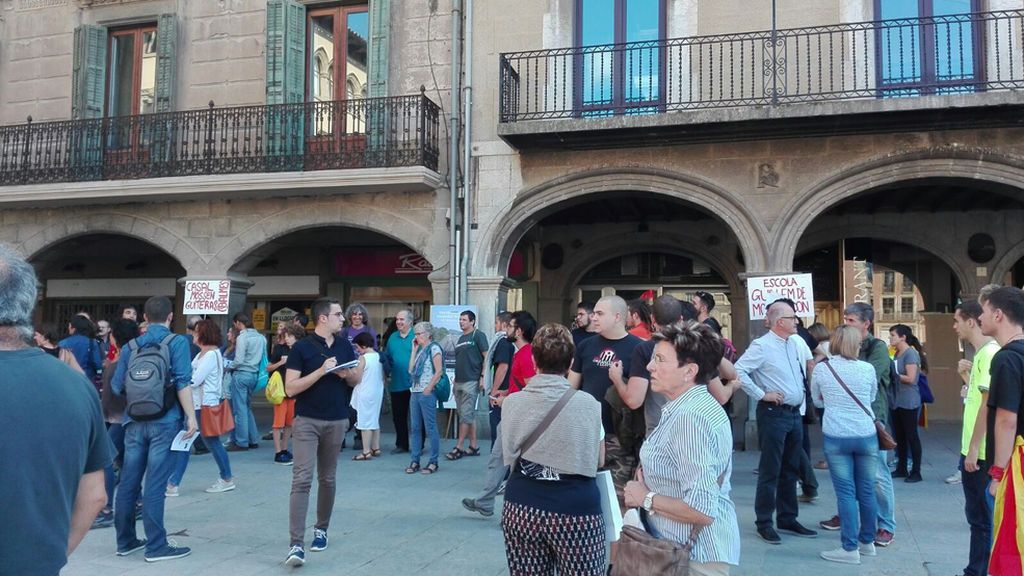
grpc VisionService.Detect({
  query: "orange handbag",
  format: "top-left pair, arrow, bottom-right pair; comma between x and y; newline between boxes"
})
200,400 -> 234,437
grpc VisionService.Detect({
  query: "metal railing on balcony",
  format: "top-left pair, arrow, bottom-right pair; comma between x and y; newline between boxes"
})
499,10 -> 1024,122
0,92 -> 440,186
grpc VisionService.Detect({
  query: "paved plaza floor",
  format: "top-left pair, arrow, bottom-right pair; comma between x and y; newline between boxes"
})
65,404 -> 980,576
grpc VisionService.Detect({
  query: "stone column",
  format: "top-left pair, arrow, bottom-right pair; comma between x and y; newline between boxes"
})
429,269 -> 451,309
467,275 -> 512,333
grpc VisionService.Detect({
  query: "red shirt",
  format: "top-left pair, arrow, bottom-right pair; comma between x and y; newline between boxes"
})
629,324 -> 652,341
508,343 -> 536,394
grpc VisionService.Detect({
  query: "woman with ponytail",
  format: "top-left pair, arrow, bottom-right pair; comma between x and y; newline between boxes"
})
889,324 -> 927,483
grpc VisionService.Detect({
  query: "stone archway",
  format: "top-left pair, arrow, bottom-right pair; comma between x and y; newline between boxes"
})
990,238 -> 1024,286
475,167 -> 770,279
210,201 -> 447,276
17,212 -> 204,272
773,149 -> 1024,273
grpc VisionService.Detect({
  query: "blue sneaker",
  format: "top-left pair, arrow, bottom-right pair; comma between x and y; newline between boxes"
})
310,528 -> 328,551
285,545 -> 305,566
144,545 -> 191,563
116,538 -> 146,556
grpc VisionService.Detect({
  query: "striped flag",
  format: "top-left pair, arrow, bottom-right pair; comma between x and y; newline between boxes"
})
991,435 -> 1024,576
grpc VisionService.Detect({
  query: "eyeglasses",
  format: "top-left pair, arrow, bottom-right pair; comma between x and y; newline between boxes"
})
780,316 -> 799,321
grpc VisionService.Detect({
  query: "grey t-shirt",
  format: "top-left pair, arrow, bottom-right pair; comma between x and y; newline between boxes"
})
454,330 -> 488,382
895,347 -> 922,410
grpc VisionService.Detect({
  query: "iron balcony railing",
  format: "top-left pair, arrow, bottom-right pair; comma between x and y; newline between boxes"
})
0,92 -> 440,186
499,9 -> 1024,122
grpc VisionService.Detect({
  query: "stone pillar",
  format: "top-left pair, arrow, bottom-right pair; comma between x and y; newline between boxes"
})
428,269 -> 451,311
467,275 -> 512,334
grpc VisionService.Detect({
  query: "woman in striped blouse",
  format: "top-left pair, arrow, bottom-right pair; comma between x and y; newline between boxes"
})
624,322 -> 740,576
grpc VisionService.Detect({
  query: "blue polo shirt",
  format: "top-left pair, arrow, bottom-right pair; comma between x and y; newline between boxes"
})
385,330 -> 414,392
286,332 -> 357,421
111,324 -> 192,425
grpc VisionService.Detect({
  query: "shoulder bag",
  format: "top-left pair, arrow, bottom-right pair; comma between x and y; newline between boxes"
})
611,469 -> 728,576
430,343 -> 452,406
509,387 -> 576,473
822,359 -> 897,450
201,352 -> 235,437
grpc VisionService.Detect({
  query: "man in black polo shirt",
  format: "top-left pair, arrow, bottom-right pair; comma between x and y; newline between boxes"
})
283,298 -> 360,567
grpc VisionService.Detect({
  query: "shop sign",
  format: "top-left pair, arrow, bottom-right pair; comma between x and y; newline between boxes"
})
252,309 -> 267,330
747,273 -> 815,320
334,250 -> 432,276
271,307 -> 298,331
183,280 -> 231,315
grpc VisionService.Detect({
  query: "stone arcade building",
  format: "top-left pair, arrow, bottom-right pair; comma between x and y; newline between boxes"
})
2,0 -> 1024,440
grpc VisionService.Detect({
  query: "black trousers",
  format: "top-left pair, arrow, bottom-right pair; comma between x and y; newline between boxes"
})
755,402 -> 803,528
960,455 -> 992,576
893,407 -> 922,475
391,390 -> 411,450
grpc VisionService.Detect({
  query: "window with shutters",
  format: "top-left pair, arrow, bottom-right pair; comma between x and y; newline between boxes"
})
106,25 -> 158,118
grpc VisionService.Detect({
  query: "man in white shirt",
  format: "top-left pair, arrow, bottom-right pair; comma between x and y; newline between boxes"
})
736,300 -> 818,544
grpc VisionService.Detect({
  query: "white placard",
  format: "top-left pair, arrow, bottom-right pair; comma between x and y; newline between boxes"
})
747,273 -> 815,320
182,280 -> 231,315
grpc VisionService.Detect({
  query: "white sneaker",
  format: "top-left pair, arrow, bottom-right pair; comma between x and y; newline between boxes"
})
165,485 -> 179,497
859,542 -> 877,556
945,471 -> 962,484
205,479 -> 236,493
820,547 -> 860,564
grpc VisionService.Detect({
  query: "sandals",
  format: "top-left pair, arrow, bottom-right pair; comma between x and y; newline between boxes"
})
421,463 -> 439,475
371,449 -> 382,457
405,463 -> 421,474
465,446 -> 481,456
353,452 -> 373,461
445,447 -> 465,461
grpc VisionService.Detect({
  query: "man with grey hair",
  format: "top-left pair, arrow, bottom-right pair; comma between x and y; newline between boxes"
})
384,309 -> 416,454
820,301 -> 897,547
0,244 -> 112,574
736,299 -> 818,544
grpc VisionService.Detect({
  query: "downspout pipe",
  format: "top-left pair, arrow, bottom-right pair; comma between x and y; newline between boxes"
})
449,0 -> 463,303
459,0 -> 473,306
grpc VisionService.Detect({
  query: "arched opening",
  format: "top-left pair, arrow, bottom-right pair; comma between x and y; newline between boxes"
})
790,177 -> 1024,421
229,226 -> 435,341
29,233 -> 186,328
498,191 -> 750,343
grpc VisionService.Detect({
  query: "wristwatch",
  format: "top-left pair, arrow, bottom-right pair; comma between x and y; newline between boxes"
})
642,491 -> 657,514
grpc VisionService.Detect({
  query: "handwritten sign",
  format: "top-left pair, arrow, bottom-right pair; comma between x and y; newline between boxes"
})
747,273 -> 815,320
183,280 -> 231,315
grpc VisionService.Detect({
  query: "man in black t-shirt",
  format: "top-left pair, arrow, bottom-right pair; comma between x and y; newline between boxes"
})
282,298 -> 359,567
979,287 -> 1024,501
571,300 -> 598,347
485,312 -> 515,449
569,296 -> 643,482
693,290 -> 723,335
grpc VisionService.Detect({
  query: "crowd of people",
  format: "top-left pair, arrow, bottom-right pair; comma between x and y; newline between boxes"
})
3,237 -> 1024,575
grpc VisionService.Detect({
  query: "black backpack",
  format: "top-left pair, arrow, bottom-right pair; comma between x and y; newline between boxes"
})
124,334 -> 177,421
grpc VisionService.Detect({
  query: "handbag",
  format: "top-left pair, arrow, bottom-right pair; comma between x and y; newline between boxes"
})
918,373 -> 935,404
822,360 -> 897,451
429,343 -> 452,406
611,468 -> 728,576
265,370 -> 285,405
201,353 -> 235,437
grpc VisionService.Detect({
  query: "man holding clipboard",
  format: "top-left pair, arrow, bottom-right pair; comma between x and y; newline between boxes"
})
282,298 -> 362,567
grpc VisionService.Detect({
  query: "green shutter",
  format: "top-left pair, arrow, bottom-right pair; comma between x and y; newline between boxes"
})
154,14 -> 178,113
367,0 -> 390,164
71,24 -> 107,120
266,0 -> 305,105
266,0 -> 305,170
368,0 -> 389,99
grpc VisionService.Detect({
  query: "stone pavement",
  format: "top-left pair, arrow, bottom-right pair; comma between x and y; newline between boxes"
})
65,405 -> 979,576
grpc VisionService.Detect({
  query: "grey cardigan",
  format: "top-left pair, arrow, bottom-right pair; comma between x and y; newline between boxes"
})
500,373 -> 604,477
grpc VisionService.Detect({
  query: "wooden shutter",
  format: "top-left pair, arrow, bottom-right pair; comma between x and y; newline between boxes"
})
368,0 -> 389,99
154,14 -> 178,113
266,0 -> 305,105
71,24 -> 107,119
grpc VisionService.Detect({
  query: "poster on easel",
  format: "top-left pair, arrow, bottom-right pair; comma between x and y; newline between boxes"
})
429,305 -> 479,410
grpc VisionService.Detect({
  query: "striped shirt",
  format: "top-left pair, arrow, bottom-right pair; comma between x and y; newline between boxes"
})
640,385 -> 741,565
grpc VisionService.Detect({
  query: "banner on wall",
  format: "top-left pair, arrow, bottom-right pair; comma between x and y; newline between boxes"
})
747,273 -> 815,320
429,305 -> 479,410
182,280 -> 231,315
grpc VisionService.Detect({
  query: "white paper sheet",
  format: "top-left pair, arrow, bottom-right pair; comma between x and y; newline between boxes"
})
170,430 -> 199,452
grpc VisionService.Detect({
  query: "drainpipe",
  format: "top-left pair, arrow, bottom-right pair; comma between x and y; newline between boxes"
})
449,0 -> 463,304
459,0 -> 473,306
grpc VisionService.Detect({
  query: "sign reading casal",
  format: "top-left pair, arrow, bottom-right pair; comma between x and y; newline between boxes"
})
183,280 -> 231,315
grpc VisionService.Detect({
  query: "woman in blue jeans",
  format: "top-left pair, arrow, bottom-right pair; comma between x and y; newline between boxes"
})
811,325 -> 879,565
167,320 -> 234,495
406,321 -> 442,475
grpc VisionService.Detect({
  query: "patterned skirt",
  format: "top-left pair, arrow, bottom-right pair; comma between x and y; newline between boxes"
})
501,500 -> 606,576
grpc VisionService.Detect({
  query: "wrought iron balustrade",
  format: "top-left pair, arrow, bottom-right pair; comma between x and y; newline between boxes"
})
0,92 -> 440,186
499,9 -> 1024,122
